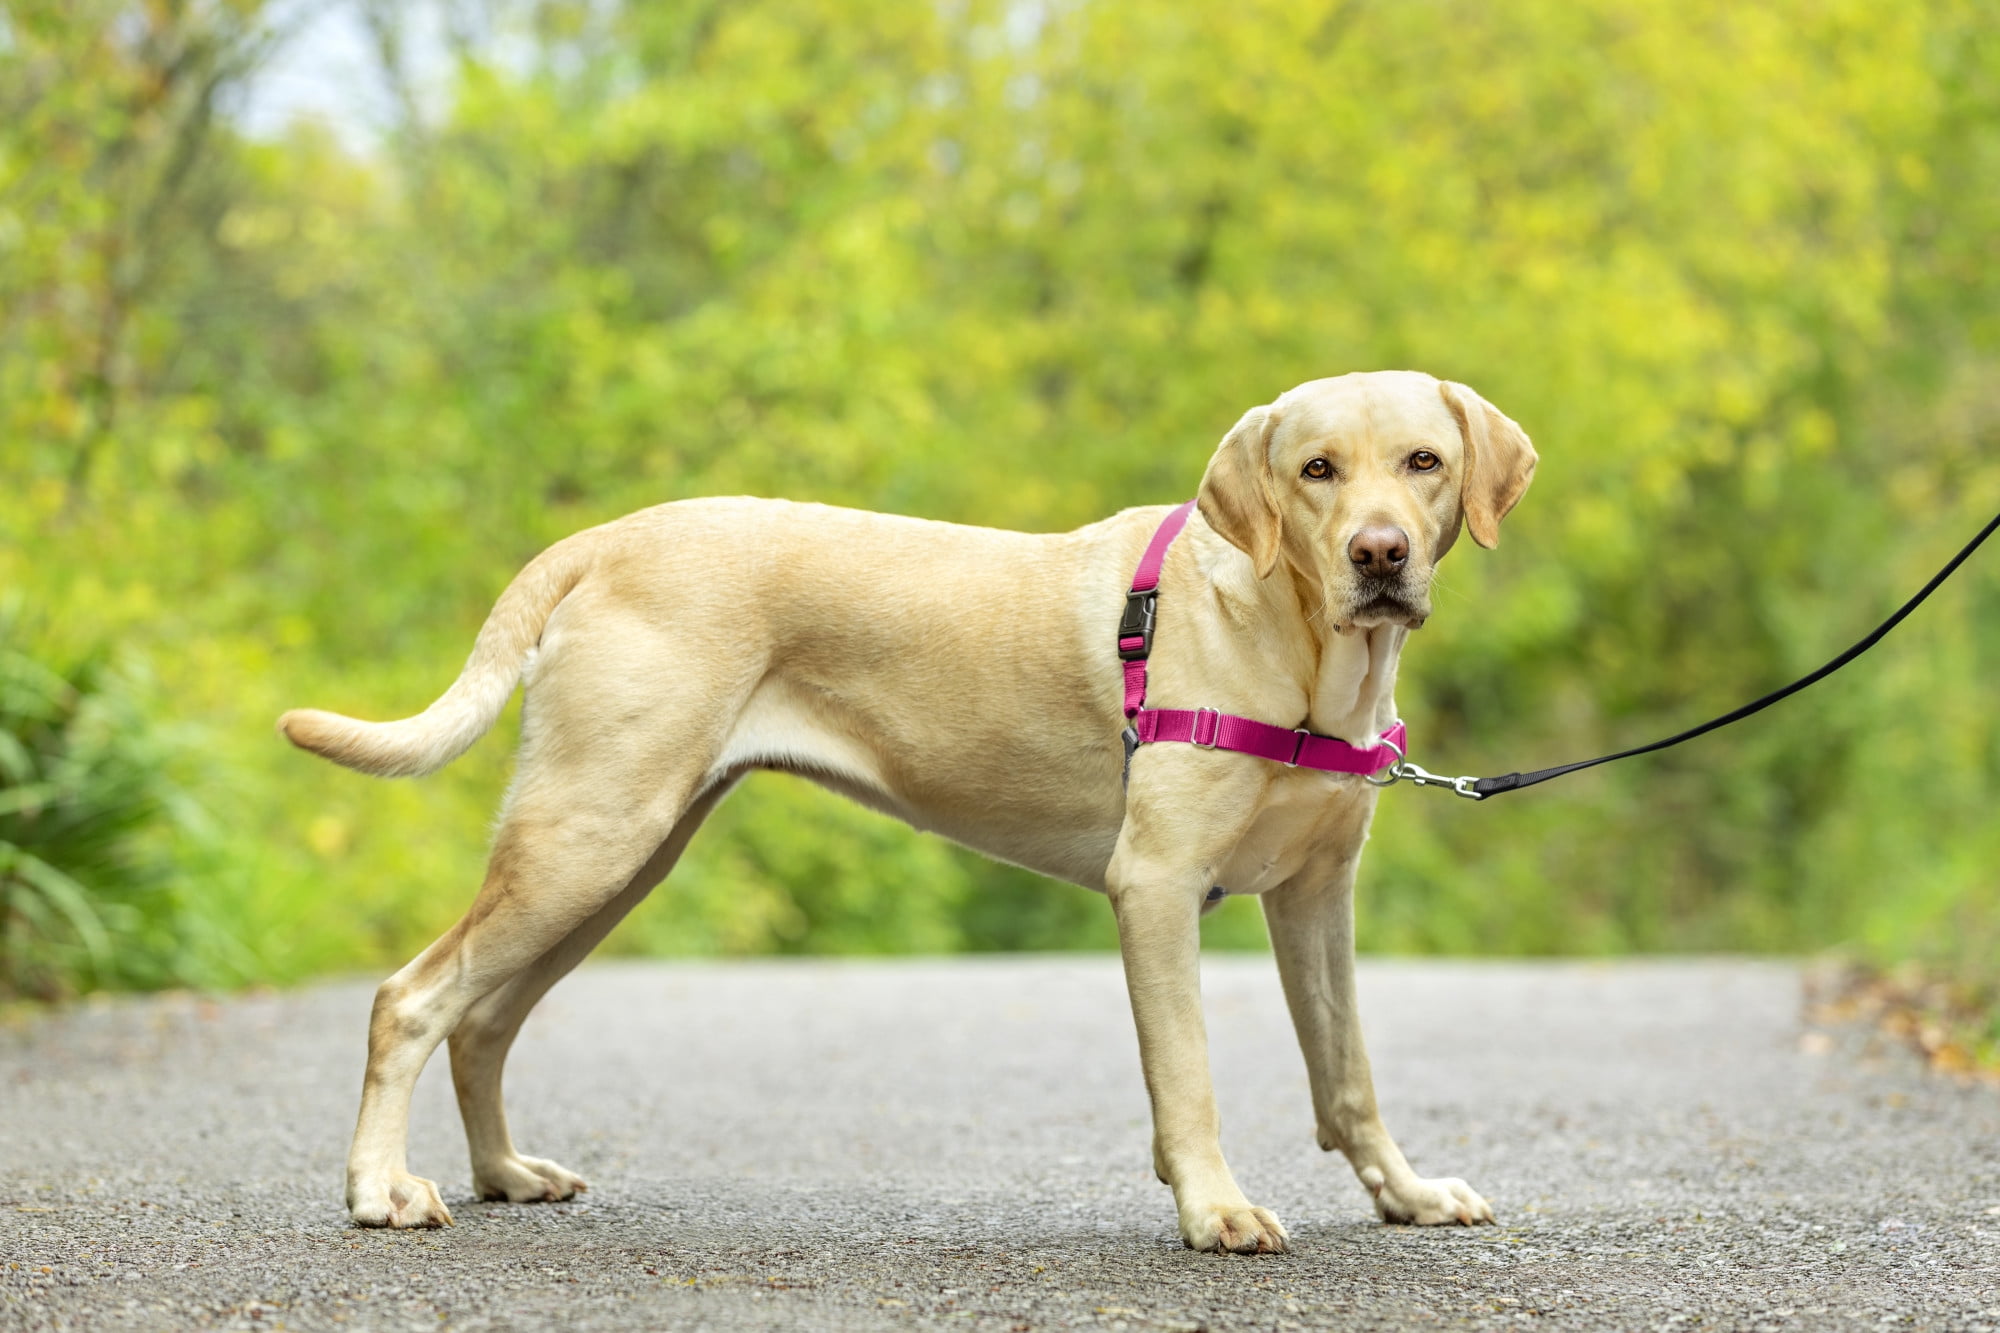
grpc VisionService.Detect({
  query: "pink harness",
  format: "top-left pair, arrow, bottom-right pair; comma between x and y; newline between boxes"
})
1118,501 -> 1407,780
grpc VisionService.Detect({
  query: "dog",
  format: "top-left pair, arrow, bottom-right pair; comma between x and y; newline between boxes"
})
280,368 -> 1536,1252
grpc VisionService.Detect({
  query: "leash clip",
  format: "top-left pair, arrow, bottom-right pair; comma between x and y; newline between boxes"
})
1400,760 -> 1487,800
1364,730 -> 1485,799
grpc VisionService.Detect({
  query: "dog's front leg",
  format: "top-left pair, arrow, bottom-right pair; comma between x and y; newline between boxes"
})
1262,859 -> 1494,1226
1107,765 -> 1288,1254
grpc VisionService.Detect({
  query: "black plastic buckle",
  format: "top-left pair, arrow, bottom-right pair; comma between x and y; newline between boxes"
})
1117,590 -> 1158,661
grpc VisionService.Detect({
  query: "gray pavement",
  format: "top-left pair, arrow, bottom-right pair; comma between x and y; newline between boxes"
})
2,956 -> 1997,1331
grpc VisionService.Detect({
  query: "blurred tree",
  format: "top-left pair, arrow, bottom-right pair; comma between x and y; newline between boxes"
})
2,0 -> 1996,989
0,0 -> 278,513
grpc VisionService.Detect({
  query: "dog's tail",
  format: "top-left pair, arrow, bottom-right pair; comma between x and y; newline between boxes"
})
277,538 -> 590,778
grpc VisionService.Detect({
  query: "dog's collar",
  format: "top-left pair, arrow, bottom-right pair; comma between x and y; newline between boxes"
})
1118,501 -> 1406,780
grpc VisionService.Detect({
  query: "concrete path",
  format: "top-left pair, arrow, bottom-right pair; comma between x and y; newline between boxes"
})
3,957 -> 1997,1331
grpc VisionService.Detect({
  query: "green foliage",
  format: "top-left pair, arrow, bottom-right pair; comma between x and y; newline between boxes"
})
0,605 -> 230,997
609,774 -> 1119,957
2,0 -> 1998,989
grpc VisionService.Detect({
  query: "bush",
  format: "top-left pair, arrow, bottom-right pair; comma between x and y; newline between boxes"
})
0,605 -> 220,998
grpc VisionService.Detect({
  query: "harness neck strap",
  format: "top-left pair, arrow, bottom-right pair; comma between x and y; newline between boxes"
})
1120,500 -> 1197,718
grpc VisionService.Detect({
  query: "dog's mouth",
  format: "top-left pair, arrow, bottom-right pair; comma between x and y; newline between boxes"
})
1337,582 -> 1430,632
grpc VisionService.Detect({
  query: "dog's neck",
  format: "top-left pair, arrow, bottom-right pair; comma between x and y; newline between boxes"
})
1184,519 -> 1406,744
1306,615 -> 1406,742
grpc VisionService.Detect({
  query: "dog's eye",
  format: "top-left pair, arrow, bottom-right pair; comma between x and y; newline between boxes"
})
1301,458 -> 1332,480
1409,450 -> 1441,472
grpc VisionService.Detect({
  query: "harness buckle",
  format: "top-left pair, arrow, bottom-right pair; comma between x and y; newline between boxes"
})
1116,590 -> 1158,660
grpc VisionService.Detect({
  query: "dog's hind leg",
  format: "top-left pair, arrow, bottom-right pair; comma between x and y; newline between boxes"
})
344,796 -> 692,1228
447,776 -> 739,1206
343,635 -> 745,1229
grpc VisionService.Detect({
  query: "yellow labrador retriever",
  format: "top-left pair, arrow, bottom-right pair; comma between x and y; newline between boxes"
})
281,368 -> 1535,1253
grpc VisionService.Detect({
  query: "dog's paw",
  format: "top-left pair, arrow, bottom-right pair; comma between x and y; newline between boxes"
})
473,1154 -> 588,1204
1180,1201 -> 1290,1254
348,1171 -> 454,1229
1361,1166 -> 1493,1226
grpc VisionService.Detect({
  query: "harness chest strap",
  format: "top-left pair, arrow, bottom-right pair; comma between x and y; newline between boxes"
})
1118,501 -> 1406,779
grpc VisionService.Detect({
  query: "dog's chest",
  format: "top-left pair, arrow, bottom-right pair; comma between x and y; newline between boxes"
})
1212,775 -> 1376,896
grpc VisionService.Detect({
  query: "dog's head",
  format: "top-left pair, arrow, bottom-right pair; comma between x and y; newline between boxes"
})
1196,370 -> 1537,631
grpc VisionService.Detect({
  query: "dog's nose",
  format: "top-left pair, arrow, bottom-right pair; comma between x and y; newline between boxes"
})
1347,525 -> 1410,575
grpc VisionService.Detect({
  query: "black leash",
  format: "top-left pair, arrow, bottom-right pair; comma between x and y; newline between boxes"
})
1377,504 -> 2000,800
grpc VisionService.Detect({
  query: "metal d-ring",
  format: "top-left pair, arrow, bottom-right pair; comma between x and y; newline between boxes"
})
1363,729 -> 1407,787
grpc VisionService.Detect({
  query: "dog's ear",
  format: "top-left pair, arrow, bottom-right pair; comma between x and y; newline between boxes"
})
1197,403 -> 1283,578
1439,381 -> 1537,550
